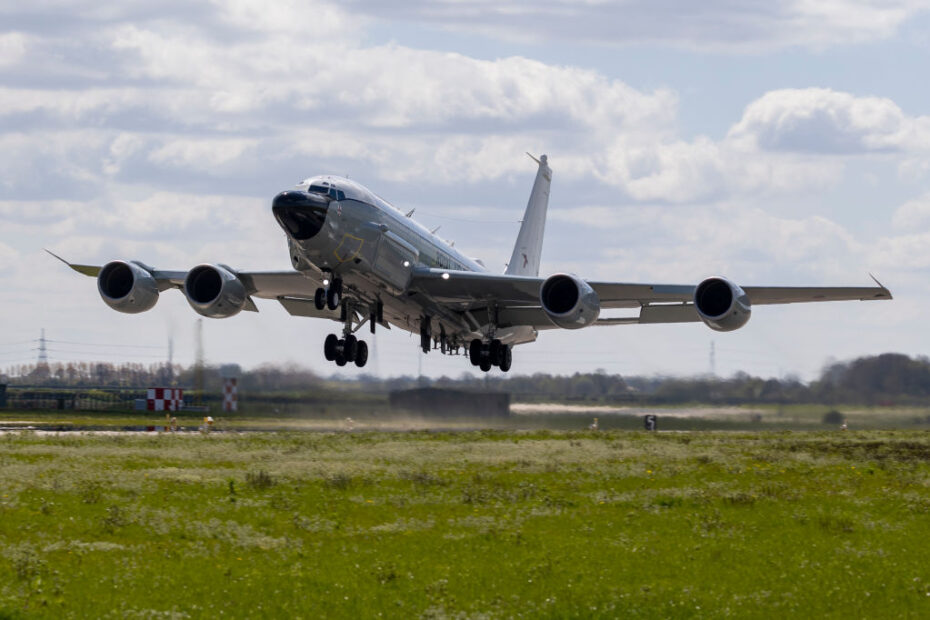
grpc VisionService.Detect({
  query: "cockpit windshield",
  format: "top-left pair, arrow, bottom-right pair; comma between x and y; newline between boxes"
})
307,184 -> 345,201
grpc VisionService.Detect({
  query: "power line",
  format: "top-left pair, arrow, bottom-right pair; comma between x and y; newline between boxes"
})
46,339 -> 165,350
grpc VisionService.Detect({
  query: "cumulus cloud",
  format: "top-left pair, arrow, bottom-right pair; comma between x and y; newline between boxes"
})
342,0 -> 930,52
727,88 -> 930,154
552,204 -> 863,282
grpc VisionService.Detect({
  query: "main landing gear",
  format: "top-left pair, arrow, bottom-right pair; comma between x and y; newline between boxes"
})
323,332 -> 369,368
468,338 -> 512,373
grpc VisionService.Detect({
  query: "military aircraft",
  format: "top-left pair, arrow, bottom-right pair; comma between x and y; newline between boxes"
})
51,154 -> 892,372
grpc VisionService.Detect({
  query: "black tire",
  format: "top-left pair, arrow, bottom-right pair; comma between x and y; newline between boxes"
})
326,287 -> 340,310
314,288 -> 326,311
344,335 -> 358,362
324,334 -> 338,361
479,358 -> 492,372
499,346 -> 512,373
354,341 -> 368,368
335,353 -> 347,367
489,339 -> 503,366
469,339 -> 482,366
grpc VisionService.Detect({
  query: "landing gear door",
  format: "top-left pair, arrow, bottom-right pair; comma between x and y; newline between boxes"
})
373,231 -> 418,294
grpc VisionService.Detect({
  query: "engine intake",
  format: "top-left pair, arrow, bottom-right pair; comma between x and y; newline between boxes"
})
694,276 -> 751,332
97,260 -> 159,314
184,264 -> 247,318
540,273 -> 600,329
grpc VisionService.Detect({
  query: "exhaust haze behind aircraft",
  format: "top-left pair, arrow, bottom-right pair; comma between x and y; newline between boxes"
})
52,154 -> 892,372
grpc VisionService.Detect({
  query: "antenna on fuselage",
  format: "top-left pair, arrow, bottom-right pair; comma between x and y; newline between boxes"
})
405,208 -> 415,218
430,225 -> 441,234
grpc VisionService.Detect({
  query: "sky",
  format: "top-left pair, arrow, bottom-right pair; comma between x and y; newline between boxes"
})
2,0 -> 930,381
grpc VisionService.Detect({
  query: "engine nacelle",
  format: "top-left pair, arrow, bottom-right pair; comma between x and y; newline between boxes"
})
694,276 -> 751,332
184,264 -> 247,318
97,260 -> 159,314
540,273 -> 601,329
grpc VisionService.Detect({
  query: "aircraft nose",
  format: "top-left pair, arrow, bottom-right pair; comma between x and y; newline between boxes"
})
272,190 -> 329,241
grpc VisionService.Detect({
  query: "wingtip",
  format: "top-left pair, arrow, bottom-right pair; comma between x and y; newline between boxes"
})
46,248 -> 101,277
45,248 -> 69,266
869,273 -> 893,299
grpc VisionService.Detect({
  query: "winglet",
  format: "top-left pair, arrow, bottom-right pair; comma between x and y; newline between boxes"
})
869,273 -> 893,299
46,248 -> 101,278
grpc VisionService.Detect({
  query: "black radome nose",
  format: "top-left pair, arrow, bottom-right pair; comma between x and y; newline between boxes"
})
272,190 -> 329,241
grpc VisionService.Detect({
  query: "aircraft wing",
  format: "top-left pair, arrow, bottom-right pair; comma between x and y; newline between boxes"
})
410,268 -> 891,328
48,250 -> 325,315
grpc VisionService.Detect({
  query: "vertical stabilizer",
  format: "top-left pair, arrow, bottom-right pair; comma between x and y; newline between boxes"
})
506,153 -> 551,276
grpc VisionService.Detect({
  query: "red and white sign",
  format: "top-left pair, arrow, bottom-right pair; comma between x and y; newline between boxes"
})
147,388 -> 184,412
223,378 -> 238,412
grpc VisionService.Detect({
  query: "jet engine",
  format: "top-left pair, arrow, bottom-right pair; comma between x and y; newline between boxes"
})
693,276 -> 751,332
540,273 -> 601,329
97,260 -> 159,314
184,264 -> 248,318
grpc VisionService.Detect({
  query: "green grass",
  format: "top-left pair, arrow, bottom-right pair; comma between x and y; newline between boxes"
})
2,429 -> 930,617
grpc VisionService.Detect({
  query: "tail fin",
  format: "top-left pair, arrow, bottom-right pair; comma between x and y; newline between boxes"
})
506,153 -> 551,276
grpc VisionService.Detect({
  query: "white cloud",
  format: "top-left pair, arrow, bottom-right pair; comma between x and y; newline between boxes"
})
728,88 -> 930,154
342,0 -> 930,52
0,33 -> 27,67
891,192 -> 930,230
554,204 -> 863,282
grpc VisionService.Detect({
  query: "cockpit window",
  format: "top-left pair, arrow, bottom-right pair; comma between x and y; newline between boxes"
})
307,184 -> 346,202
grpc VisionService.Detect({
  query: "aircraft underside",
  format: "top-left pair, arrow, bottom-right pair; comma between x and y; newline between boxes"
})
301,269 -> 532,373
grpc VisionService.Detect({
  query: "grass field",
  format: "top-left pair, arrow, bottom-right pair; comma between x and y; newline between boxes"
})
2,428 -> 930,618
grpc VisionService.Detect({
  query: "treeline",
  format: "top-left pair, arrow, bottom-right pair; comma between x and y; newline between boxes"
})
4,353 -> 930,405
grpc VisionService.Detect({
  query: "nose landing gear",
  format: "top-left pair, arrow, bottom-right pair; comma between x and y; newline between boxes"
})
314,277 -> 343,311
321,285 -> 372,369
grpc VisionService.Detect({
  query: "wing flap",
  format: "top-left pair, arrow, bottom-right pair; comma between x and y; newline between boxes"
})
238,271 -> 321,299
277,296 -> 340,319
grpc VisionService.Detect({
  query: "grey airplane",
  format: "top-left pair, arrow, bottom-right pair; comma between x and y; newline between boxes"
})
51,154 -> 892,372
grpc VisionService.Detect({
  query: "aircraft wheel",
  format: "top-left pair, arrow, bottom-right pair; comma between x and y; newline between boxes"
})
314,288 -> 326,310
324,334 -> 339,361
354,341 -> 369,368
479,358 -> 492,372
326,287 -> 341,310
344,335 -> 358,362
469,339 -> 482,365
499,346 -> 512,373
335,353 -> 347,367
489,339 -> 503,366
